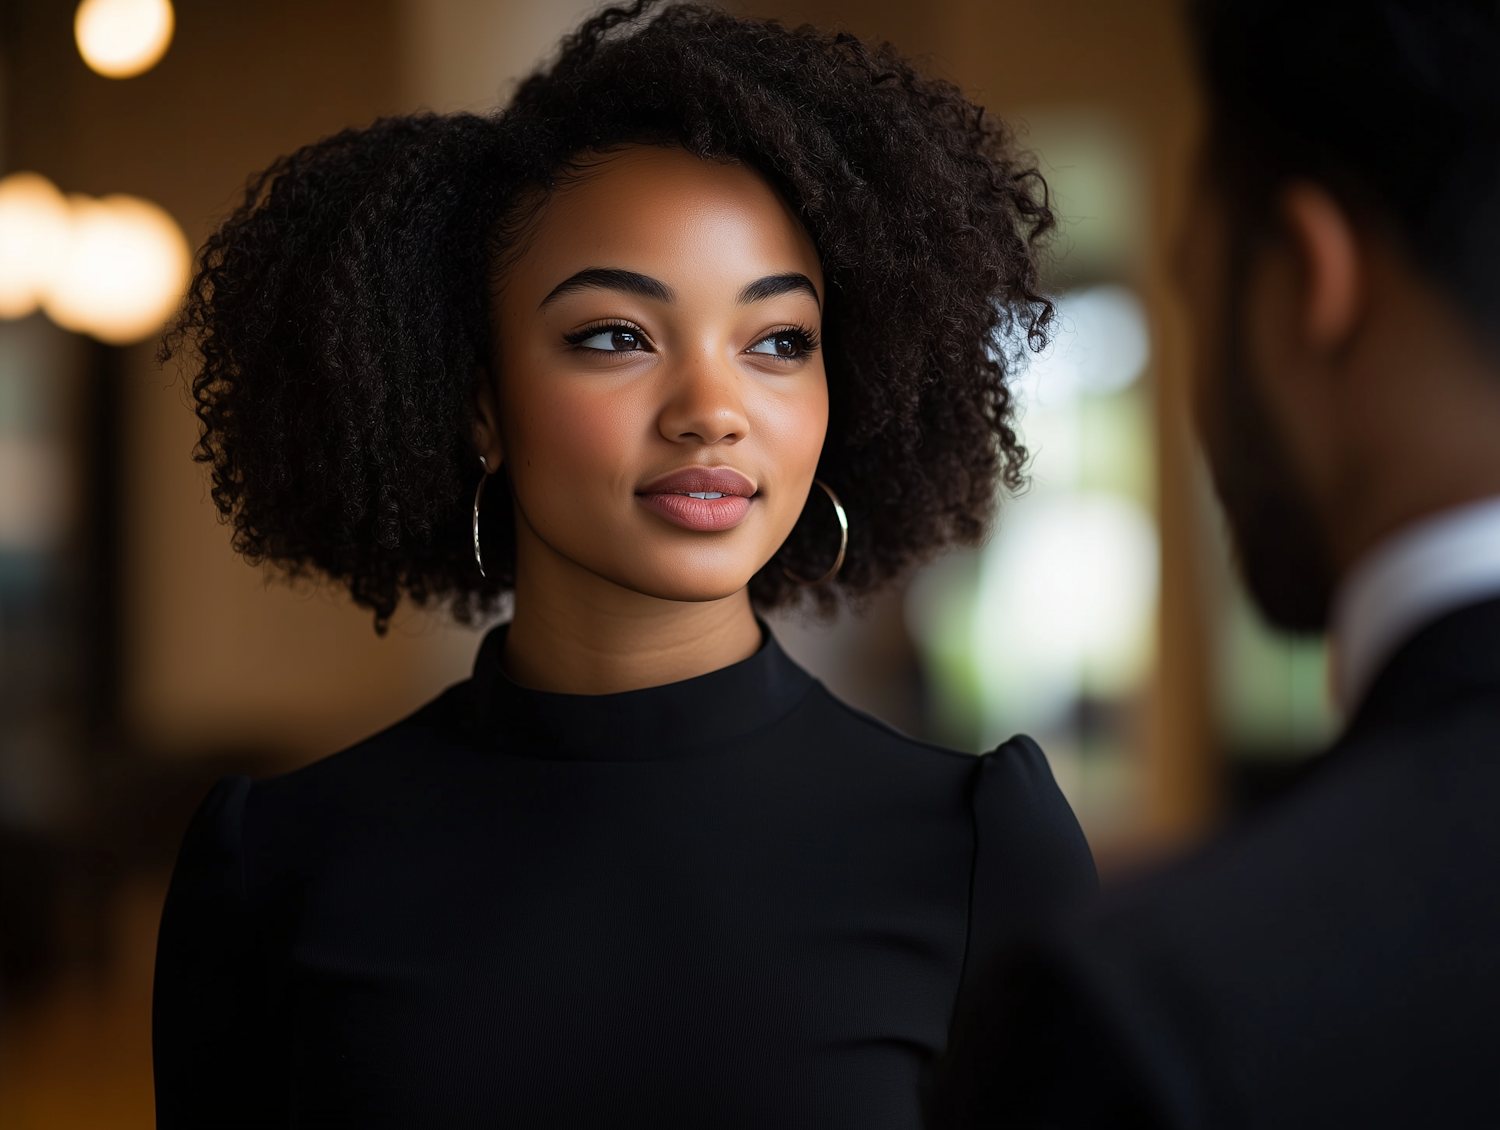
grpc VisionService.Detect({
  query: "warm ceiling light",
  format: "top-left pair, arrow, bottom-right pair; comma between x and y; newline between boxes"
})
0,174 -> 191,343
0,173 -> 73,319
43,194 -> 190,345
75,0 -> 175,79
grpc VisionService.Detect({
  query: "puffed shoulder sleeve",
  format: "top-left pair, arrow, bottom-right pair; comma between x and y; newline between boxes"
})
153,775 -> 283,1129
964,734 -> 1098,981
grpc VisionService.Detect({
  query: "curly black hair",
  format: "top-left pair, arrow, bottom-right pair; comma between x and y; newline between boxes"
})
168,1 -> 1054,632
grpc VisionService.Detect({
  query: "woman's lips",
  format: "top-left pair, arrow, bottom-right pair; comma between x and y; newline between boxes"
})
639,492 -> 751,531
637,467 -> 756,532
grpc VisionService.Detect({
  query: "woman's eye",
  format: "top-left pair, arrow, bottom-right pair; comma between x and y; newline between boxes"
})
576,328 -> 644,352
748,332 -> 805,359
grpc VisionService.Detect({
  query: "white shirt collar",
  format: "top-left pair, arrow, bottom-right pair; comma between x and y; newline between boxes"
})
1331,493 -> 1500,713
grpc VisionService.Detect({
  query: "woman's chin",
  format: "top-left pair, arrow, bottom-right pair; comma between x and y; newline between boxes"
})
631,575 -> 758,605
599,555 -> 764,605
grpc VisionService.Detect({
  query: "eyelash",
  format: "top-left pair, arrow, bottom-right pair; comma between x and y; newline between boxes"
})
562,321 -> 822,358
754,325 -> 821,360
563,320 -> 650,350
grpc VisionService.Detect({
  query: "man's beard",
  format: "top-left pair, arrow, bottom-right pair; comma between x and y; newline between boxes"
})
1200,303 -> 1336,634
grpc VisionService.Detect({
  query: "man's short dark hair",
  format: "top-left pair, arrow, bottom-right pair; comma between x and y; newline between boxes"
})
1194,0 -> 1500,338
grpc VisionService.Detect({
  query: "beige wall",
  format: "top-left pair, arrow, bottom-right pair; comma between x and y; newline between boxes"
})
399,0 -> 602,112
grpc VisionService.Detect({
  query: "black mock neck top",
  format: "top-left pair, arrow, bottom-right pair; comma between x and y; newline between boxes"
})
153,626 -> 1096,1130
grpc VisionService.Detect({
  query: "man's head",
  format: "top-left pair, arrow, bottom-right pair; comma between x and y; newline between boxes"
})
1184,0 -> 1500,631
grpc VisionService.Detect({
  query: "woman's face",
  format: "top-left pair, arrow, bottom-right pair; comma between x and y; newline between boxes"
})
479,145 -> 828,603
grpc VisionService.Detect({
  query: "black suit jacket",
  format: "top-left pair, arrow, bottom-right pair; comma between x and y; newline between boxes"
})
930,597 -> 1500,1129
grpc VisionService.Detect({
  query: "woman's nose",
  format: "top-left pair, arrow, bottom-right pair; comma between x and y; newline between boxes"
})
656,350 -> 750,446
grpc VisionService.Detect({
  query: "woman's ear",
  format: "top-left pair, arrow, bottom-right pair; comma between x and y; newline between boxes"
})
472,364 -> 506,469
1281,183 -> 1362,353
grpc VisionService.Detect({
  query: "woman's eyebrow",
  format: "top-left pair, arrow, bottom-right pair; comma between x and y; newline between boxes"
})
540,268 -> 675,309
738,273 -> 821,308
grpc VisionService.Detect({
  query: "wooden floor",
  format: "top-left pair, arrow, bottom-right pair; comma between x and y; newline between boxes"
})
0,873 -> 166,1130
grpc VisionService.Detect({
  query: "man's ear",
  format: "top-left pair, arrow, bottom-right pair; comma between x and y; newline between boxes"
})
1281,183 -> 1362,352
472,365 -> 506,470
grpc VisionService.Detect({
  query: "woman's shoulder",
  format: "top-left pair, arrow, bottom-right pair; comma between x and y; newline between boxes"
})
800,681 -> 1062,784
792,684 -> 1090,831
791,686 -> 1097,954
799,681 -> 972,763
964,732 -> 1100,963
178,680 -> 478,871
296,672 -> 482,770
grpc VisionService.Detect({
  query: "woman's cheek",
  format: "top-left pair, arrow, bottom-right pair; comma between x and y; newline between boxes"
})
745,376 -> 827,551
761,374 -> 829,476
512,374 -> 646,507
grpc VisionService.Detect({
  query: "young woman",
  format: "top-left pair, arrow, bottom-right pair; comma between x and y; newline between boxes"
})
152,5 -> 1096,1127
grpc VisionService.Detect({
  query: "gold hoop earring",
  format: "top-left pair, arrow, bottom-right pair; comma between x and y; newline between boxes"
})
474,456 -> 493,578
782,478 -> 848,586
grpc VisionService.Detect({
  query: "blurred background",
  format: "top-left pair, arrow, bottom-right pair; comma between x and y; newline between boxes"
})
0,0 -> 1335,1124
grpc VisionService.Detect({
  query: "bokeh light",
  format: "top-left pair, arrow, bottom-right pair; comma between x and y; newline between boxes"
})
74,0 -> 175,79
0,172 -> 191,344
908,283 -> 1157,819
0,173 -> 73,320
1016,285 -> 1151,404
42,194 -> 190,345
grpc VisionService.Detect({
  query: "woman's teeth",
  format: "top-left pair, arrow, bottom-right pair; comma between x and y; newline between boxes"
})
686,492 -> 724,499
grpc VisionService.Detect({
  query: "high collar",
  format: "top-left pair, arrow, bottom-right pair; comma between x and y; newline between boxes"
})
463,622 -> 816,761
1332,494 -> 1500,712
1342,595 -> 1500,744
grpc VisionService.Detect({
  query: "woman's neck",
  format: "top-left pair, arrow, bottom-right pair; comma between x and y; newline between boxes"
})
502,521 -> 764,695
